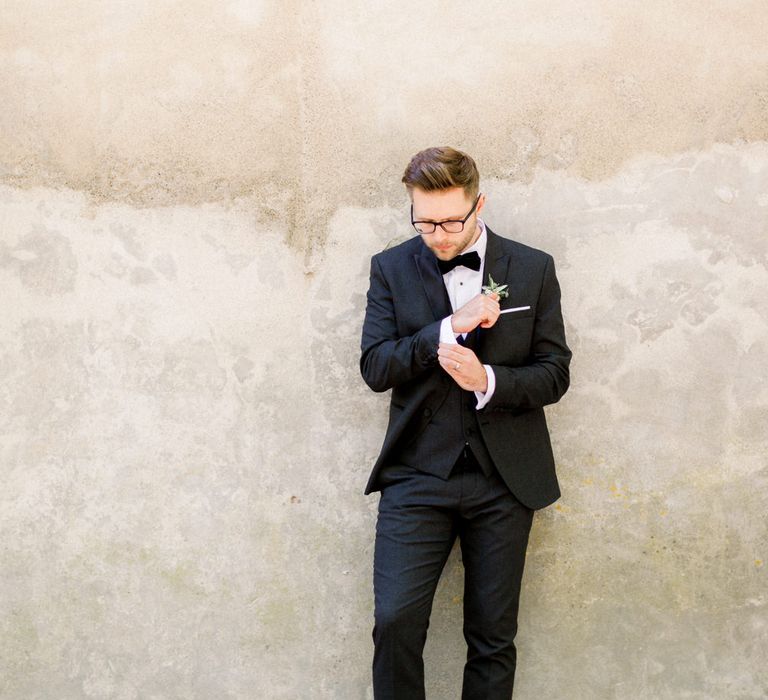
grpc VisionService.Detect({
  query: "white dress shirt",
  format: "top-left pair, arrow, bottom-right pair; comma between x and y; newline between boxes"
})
437,218 -> 496,410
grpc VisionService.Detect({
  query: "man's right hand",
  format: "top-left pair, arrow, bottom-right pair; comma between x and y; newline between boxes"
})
451,292 -> 500,334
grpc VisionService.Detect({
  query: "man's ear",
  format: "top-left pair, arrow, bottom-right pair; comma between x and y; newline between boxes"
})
476,192 -> 487,216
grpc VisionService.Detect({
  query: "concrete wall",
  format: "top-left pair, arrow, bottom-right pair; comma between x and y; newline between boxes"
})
1,2 -> 767,698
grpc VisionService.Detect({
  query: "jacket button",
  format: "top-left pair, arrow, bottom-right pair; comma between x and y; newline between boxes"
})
423,408 -> 432,417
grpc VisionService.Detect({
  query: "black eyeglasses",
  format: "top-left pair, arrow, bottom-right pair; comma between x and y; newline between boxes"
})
411,194 -> 481,234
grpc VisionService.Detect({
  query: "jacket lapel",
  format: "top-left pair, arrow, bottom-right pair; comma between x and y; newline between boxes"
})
414,244 -> 453,321
476,227 -> 511,351
482,227 -> 511,298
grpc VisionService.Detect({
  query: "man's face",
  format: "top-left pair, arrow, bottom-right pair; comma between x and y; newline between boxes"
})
411,186 -> 485,261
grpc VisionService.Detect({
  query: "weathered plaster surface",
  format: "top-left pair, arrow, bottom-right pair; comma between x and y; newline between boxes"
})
2,142 -> 766,699
1,2 -> 767,698
1,2 -> 767,250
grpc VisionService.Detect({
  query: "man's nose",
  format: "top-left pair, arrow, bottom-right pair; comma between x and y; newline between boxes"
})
433,229 -> 450,244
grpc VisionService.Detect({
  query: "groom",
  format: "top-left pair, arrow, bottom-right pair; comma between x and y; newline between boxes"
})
359,146 -> 572,699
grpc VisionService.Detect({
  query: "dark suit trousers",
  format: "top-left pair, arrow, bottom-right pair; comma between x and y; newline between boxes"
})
372,456 -> 535,699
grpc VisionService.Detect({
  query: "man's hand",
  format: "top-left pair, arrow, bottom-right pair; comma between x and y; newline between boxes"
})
451,292 -> 500,334
438,343 -> 488,392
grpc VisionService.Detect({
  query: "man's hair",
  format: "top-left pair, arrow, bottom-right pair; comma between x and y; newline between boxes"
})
401,146 -> 480,200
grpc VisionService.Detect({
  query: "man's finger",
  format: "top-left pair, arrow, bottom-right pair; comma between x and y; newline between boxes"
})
438,344 -> 472,358
439,342 -> 475,354
438,358 -> 460,374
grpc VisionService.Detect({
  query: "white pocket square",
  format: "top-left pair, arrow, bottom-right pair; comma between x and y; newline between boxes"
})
499,305 -> 531,314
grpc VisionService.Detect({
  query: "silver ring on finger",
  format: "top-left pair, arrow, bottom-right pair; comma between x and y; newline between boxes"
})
455,362 -> 461,370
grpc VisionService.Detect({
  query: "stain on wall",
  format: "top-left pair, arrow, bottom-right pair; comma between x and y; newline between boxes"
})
1,2 -> 767,698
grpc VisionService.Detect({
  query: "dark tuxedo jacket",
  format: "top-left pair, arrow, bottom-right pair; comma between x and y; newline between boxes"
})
359,227 -> 571,510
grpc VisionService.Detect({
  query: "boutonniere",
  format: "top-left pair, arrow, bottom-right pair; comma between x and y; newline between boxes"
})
482,274 -> 509,299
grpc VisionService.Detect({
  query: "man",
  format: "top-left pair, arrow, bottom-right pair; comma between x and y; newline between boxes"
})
359,146 -> 571,699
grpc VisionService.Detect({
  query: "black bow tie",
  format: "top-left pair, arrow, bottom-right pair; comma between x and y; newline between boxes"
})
437,251 -> 481,274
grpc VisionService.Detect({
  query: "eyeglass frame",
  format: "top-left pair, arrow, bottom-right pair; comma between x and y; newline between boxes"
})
410,193 -> 482,234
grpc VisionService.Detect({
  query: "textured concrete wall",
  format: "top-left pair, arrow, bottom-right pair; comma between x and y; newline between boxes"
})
1,2 -> 767,699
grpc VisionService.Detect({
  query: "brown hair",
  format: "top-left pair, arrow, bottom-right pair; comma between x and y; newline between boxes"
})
401,146 -> 479,200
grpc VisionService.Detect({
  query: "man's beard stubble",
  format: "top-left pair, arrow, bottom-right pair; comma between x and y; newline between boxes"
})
424,219 -> 479,261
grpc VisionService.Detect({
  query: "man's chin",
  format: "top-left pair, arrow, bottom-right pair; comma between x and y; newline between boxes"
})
430,248 -> 456,260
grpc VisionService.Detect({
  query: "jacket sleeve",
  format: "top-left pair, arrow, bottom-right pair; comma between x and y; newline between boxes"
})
484,254 -> 571,411
360,255 -> 442,392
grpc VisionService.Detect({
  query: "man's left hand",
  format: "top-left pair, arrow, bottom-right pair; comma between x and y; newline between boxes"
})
438,343 -> 488,392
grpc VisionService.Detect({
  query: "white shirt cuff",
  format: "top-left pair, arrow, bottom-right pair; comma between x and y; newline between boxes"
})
474,365 -> 496,410
440,316 -> 458,344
